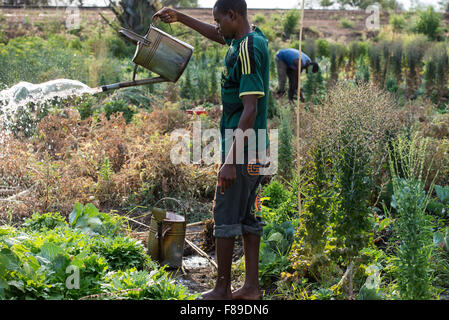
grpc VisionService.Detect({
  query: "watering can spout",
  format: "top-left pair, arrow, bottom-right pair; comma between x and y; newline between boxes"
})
93,76 -> 168,93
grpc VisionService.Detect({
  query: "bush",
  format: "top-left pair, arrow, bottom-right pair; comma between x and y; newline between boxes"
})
92,236 -> 150,271
339,18 -> 354,29
23,212 -> 68,232
388,135 -> 434,300
283,9 -> 301,38
261,180 -> 289,210
415,6 -> 442,41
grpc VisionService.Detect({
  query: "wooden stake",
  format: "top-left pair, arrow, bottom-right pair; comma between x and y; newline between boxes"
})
297,0 -> 306,219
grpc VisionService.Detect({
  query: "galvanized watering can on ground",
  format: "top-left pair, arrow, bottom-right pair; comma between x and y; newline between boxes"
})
147,197 -> 186,269
97,24 -> 194,93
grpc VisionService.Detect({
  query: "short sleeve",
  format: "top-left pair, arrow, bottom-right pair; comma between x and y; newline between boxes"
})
238,36 -> 266,99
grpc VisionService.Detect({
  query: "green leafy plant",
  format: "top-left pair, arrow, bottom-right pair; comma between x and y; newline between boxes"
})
389,135 -> 434,300
259,220 -> 296,286
92,236 -> 150,271
69,202 -> 126,237
23,212 -> 68,231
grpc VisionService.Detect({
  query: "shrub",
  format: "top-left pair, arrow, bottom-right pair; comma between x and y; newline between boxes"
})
23,212 -> 68,232
424,43 -> 449,103
404,36 -> 428,99
283,9 -> 301,38
339,18 -> 354,29
69,202 -> 126,237
92,236 -> 150,271
261,180 -> 289,210
415,6 -> 442,41
390,14 -> 406,33
316,39 -> 330,58
388,135 -> 434,300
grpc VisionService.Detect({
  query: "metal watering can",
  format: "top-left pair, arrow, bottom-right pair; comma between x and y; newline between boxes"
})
97,24 -> 194,93
147,197 -> 187,269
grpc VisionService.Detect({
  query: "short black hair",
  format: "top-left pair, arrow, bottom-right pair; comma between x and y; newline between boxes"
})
311,62 -> 319,73
214,0 -> 247,17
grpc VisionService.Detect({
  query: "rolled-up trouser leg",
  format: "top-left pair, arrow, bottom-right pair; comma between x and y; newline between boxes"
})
213,161 -> 264,238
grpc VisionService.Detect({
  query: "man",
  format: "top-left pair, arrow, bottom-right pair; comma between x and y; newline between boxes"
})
275,48 -> 319,101
155,0 -> 269,300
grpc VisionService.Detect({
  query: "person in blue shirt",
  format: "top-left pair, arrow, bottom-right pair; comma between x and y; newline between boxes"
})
275,48 -> 319,101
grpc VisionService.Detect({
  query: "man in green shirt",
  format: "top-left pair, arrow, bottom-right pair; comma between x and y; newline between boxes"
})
155,0 -> 269,300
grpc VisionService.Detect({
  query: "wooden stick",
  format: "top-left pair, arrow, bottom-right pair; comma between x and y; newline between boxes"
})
186,221 -> 205,227
122,216 -> 151,229
296,0 -> 306,221
3,183 -> 37,202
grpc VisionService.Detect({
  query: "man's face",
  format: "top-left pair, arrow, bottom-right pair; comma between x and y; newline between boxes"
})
213,7 -> 235,39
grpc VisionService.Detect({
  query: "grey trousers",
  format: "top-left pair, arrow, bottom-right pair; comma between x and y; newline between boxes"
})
275,56 -> 288,93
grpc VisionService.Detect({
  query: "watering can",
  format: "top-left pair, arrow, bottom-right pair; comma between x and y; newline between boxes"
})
96,24 -> 194,93
147,197 -> 187,269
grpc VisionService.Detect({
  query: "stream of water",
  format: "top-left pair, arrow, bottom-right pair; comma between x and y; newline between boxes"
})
0,79 -> 100,135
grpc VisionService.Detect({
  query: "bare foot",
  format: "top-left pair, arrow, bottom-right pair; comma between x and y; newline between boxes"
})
200,288 -> 232,300
231,286 -> 262,300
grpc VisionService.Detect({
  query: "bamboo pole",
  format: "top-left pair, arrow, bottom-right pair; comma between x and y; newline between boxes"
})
296,0 -> 306,219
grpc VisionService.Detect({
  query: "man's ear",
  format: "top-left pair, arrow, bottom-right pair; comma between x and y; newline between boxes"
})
227,9 -> 237,21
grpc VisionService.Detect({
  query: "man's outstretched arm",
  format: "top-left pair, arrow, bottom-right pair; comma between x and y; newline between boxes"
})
154,7 -> 226,45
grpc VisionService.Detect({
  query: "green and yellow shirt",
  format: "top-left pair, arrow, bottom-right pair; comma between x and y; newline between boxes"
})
220,26 -> 270,162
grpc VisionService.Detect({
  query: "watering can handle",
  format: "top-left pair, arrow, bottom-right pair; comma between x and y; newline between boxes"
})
153,197 -> 187,219
119,28 -> 151,46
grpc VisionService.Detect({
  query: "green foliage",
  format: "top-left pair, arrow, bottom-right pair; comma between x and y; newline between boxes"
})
427,185 -> 449,218
92,236 -> 150,271
316,39 -> 330,58
261,180 -> 289,210
332,133 -> 374,261
278,104 -> 294,181
415,6 -> 442,41
303,68 -> 326,104
23,212 -> 68,232
424,43 -> 449,103
390,14 -> 406,33
102,267 -> 197,300
389,135 -> 434,300
283,9 -> 301,38
69,202 -> 126,237
302,147 -> 333,254
0,207 -> 194,300
339,18 -> 354,29
259,220 -> 296,286
358,264 -> 383,300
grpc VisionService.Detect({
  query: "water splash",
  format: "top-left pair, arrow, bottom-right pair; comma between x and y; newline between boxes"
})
0,79 -> 100,109
0,79 -> 101,136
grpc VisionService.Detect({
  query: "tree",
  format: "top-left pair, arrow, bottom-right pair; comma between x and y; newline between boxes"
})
415,6 -> 442,41
320,0 -> 334,8
106,0 -> 198,34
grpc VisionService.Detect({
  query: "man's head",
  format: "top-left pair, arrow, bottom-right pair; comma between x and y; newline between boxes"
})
310,62 -> 319,73
213,0 -> 248,39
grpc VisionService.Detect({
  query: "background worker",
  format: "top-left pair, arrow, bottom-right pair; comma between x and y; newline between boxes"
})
275,48 -> 319,101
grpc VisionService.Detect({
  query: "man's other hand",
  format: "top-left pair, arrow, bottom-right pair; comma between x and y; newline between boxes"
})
218,164 -> 237,192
